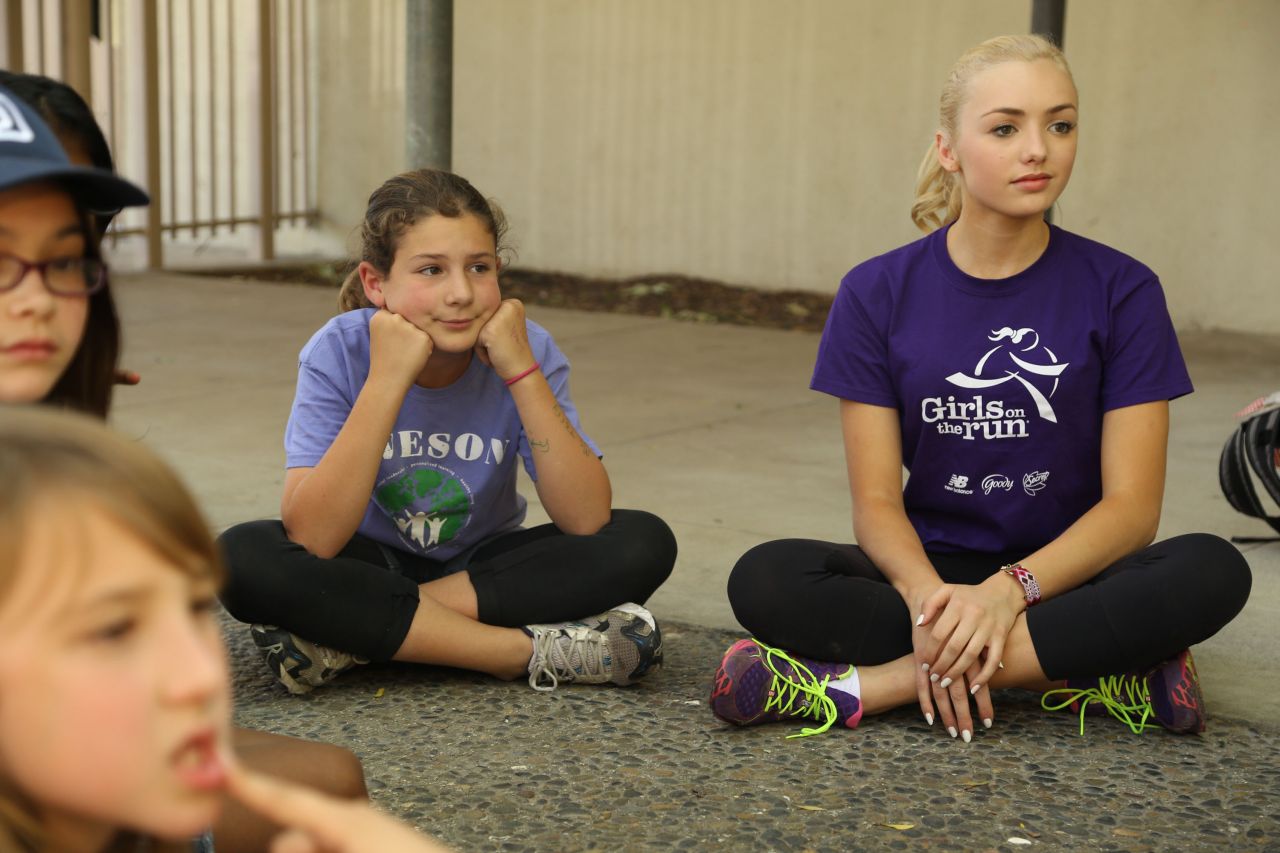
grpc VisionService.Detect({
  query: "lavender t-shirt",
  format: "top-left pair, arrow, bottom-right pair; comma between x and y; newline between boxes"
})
812,225 -> 1192,554
285,309 -> 601,561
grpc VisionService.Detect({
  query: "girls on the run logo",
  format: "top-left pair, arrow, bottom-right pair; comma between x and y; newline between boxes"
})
922,326 -> 1070,441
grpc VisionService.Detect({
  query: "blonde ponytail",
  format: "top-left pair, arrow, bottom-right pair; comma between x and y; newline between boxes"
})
910,142 -> 961,233
911,34 -> 1075,232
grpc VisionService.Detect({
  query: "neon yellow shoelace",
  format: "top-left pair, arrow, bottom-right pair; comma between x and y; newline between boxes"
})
1041,673 -> 1154,735
755,642 -> 848,739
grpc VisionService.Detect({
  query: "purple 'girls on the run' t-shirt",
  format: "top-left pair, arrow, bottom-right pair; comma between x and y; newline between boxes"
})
812,224 -> 1193,555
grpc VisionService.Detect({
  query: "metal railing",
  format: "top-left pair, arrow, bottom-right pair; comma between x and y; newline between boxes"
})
1,0 -> 317,266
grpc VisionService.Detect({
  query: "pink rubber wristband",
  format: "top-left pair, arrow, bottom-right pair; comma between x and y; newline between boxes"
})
504,362 -> 540,386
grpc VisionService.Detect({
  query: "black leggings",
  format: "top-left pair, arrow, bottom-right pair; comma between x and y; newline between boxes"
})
727,533 -> 1251,680
218,510 -> 677,662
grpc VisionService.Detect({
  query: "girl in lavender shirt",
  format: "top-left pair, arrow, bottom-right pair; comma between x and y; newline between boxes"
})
218,170 -> 674,696
710,35 -> 1250,742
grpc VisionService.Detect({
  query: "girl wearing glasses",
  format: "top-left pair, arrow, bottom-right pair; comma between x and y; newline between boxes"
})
0,81 -> 393,852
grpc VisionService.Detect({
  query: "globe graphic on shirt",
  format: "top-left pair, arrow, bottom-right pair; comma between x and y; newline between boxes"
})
374,465 -> 471,550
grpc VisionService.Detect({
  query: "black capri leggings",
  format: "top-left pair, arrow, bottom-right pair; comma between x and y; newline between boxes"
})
727,533 -> 1251,680
218,509 -> 676,662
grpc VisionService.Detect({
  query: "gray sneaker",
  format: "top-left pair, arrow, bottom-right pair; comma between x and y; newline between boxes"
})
250,624 -> 367,695
525,603 -> 663,692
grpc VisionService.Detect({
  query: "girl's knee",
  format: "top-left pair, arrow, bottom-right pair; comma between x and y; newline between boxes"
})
1158,533 -> 1253,630
215,519 -> 286,621
1188,532 -> 1252,619
726,541 -> 794,631
610,509 -> 677,586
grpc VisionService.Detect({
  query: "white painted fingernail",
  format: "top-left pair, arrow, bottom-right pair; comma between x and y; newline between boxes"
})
962,730 -> 972,743
916,614 -> 924,626
930,673 -> 939,683
948,726 -> 958,738
998,660 -> 1005,669
939,677 -> 952,689
970,683 -> 981,695
925,713 -> 934,726
921,663 -> 930,673
983,718 -> 993,729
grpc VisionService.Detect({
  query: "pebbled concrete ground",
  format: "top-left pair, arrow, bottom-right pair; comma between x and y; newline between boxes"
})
227,615 -> 1280,852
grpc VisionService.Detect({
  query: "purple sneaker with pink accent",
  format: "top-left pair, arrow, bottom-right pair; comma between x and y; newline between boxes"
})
1042,649 -> 1206,735
1145,649 -> 1206,734
710,638 -> 863,738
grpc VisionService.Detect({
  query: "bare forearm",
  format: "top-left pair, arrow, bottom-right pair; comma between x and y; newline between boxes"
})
1020,494 -> 1159,600
283,377 -> 408,557
853,498 -> 942,604
510,373 -> 611,534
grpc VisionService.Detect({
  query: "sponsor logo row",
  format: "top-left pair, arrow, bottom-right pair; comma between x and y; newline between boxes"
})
944,471 -> 1049,497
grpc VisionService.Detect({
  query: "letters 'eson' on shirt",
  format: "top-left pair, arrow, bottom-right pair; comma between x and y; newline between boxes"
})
285,309 -> 601,561
812,224 -> 1193,555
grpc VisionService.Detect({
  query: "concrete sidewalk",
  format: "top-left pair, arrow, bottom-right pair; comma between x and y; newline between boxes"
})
111,271 -> 1280,849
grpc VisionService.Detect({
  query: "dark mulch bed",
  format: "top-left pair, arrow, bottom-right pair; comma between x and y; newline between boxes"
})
184,262 -> 834,333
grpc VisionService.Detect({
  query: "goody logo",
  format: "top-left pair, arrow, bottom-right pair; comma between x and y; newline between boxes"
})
982,474 -> 1013,495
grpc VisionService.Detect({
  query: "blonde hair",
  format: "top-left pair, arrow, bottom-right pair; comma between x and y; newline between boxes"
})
911,34 -> 1075,232
337,169 -> 510,312
0,406 -> 221,852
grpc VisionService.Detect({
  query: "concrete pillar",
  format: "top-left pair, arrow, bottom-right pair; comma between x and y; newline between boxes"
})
1032,0 -> 1066,224
60,0 -> 93,101
405,0 -> 452,171
1031,0 -> 1067,46
3,0 -> 24,71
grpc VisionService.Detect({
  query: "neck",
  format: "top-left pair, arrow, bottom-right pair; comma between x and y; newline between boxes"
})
945,209 -> 1051,280
41,809 -> 118,853
415,349 -> 473,389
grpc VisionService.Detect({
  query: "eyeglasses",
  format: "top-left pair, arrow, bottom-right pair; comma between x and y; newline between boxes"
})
0,252 -> 107,297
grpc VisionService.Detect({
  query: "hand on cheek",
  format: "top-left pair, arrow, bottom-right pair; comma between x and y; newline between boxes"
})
474,299 -> 535,381
368,308 -> 433,387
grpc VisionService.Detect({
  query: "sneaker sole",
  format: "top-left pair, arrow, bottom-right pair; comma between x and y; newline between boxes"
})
250,625 -> 316,696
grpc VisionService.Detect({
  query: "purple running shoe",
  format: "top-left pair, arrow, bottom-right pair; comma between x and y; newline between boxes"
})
1042,649 -> 1206,735
1145,649 -> 1206,734
710,638 -> 863,738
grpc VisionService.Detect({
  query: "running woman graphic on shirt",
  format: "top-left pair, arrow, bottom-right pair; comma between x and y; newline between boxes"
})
922,326 -> 1069,442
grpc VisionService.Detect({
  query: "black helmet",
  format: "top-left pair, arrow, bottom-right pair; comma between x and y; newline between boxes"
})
1218,405 -> 1280,535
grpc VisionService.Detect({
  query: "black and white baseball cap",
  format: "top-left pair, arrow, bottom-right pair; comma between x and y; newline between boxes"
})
0,84 -> 148,210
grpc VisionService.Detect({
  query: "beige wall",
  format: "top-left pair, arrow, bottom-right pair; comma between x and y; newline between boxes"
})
1063,0 -> 1278,333
317,0 -> 1279,334
452,0 -> 1026,292
315,0 -> 408,245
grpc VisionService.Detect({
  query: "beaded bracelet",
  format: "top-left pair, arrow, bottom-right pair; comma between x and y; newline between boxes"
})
504,362 -> 541,387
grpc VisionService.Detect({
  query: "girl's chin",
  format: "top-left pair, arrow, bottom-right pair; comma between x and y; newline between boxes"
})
428,335 -> 482,356
0,372 -> 61,405
135,797 -> 222,842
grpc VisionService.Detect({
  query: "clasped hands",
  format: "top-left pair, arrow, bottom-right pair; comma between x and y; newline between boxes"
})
910,573 -> 1024,741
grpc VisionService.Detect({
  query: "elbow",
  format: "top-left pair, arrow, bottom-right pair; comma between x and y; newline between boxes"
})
1138,511 -> 1161,549
1126,500 -> 1161,550
557,506 -> 612,537
281,518 -> 340,559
